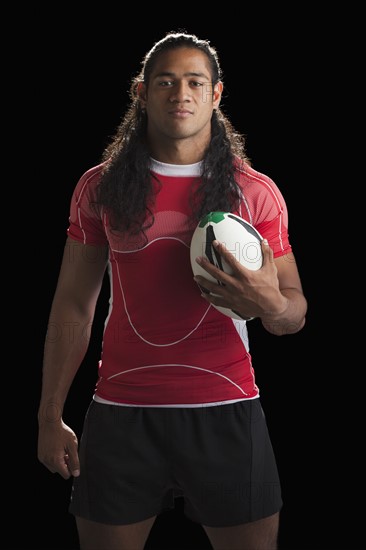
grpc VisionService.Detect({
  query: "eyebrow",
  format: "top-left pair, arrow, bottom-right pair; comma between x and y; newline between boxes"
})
153,71 -> 210,79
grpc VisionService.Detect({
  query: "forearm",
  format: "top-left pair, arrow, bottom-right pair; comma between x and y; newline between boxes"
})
38,305 -> 94,425
260,287 -> 307,336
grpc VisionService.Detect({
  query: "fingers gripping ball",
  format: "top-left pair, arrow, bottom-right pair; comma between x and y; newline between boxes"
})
190,211 -> 263,320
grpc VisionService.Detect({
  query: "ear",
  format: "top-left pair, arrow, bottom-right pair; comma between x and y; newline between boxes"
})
213,81 -> 223,110
137,82 -> 147,109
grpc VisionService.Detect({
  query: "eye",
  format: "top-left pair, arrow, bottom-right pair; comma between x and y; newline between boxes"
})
158,80 -> 174,87
190,81 -> 204,87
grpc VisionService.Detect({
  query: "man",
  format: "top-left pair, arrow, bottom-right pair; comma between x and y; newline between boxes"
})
38,31 -> 307,550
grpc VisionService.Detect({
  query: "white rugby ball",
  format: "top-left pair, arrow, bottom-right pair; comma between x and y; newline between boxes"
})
190,211 -> 263,320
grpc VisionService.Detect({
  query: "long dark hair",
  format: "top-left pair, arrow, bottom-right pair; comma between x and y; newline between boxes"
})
97,31 -> 250,237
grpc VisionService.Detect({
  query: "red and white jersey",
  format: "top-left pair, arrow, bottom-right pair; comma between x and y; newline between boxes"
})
67,158 -> 292,407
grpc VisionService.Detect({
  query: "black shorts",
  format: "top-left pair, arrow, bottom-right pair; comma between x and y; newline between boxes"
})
69,399 -> 282,527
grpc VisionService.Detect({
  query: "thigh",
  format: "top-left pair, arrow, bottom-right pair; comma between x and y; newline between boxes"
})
203,511 -> 280,550
173,399 -> 282,527
76,515 -> 156,550
69,401 -> 173,525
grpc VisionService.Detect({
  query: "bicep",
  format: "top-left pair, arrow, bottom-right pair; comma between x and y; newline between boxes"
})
274,252 -> 304,293
52,237 -> 108,313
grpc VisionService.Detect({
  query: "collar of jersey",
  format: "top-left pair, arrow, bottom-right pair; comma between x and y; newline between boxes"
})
150,158 -> 203,177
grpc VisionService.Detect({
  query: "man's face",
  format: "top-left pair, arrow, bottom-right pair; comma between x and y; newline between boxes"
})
139,47 -> 222,144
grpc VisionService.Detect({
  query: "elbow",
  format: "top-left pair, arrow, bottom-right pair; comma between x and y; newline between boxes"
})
262,316 -> 306,336
261,292 -> 308,336
282,315 -> 306,335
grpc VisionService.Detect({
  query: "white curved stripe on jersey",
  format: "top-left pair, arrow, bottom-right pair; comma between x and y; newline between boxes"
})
108,235 -> 190,254
106,363 -> 250,396
108,234 -> 213,346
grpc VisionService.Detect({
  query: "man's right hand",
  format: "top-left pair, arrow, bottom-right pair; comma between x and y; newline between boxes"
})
38,419 -> 80,480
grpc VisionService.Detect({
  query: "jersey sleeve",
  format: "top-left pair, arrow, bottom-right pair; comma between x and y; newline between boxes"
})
67,164 -> 108,246
237,163 -> 293,258
255,211 -> 292,258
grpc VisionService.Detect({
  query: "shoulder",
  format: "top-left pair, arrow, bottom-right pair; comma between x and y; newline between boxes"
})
234,157 -> 287,205
68,162 -> 109,244
234,158 -> 281,195
233,157 -> 289,230
69,162 -> 107,219
71,162 -> 107,205
75,162 -> 106,191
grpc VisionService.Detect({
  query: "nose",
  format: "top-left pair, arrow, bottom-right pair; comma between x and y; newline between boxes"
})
169,80 -> 191,103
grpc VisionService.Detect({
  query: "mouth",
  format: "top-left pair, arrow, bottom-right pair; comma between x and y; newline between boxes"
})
168,109 -> 193,118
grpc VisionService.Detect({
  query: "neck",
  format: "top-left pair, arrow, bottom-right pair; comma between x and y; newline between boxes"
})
146,132 -> 210,165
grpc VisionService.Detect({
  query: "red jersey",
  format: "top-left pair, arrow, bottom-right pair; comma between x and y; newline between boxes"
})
67,159 -> 292,407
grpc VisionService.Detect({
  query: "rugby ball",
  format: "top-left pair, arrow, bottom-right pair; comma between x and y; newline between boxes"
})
190,211 -> 263,320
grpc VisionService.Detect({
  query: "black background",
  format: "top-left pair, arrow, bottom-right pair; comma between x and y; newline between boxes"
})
9,8 -> 362,550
